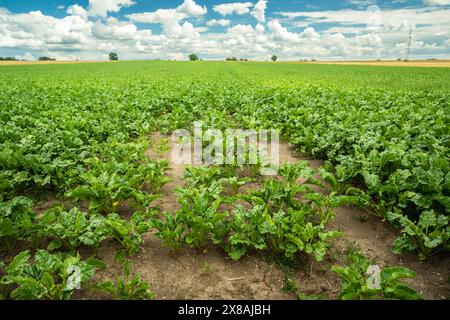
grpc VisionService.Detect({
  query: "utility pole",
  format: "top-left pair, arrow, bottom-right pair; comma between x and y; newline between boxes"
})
406,29 -> 413,61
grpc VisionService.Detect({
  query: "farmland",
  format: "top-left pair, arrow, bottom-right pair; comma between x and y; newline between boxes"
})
0,61 -> 449,300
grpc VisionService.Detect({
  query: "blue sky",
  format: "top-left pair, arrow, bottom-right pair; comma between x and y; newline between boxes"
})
0,0 -> 434,14
0,0 -> 449,60
0,1 -> 435,21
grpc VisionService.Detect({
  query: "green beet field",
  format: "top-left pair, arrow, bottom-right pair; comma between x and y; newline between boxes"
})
0,61 -> 449,300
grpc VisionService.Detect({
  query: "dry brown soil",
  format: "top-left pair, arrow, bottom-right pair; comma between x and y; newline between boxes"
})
74,133 -> 449,300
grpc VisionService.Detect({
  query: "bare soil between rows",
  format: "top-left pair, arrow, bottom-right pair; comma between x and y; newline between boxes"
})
73,133 -> 450,300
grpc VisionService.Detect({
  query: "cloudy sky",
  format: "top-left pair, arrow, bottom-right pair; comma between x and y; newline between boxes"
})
0,0 -> 449,61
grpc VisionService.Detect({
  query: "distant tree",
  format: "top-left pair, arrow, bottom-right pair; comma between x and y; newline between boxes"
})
271,55 -> 278,62
109,52 -> 119,61
38,56 -> 56,61
226,57 -> 238,61
189,53 -> 199,61
0,57 -> 18,61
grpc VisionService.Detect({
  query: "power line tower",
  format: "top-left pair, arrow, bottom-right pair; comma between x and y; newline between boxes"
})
406,28 -> 413,61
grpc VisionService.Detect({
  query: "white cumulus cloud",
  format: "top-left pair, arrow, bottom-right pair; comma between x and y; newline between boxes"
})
88,0 -> 135,18
251,0 -> 268,23
0,1 -> 449,61
424,0 -> 450,5
67,4 -> 88,19
206,19 -> 231,27
268,20 -> 300,42
213,2 -> 253,16
14,52 -> 35,61
177,0 -> 207,16
126,0 -> 207,38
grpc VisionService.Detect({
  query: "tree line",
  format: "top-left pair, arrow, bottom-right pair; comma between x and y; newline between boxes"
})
0,56 -> 56,61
